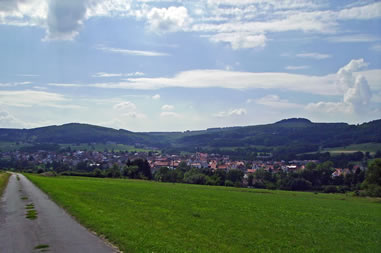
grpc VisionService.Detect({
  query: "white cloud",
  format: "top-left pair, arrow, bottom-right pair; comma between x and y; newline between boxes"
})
152,94 -> 160,100
214,108 -> 247,117
343,75 -> 371,110
296,52 -> 331,60
93,72 -> 145,78
88,66 -> 381,98
255,95 -> 303,109
96,45 -> 169,56
143,6 -> 192,33
285,65 -> 310,70
327,34 -> 381,43
0,109 -> 25,128
371,44 -> 381,52
306,101 -> 352,114
45,0 -> 92,40
336,58 -> 368,92
48,83 -> 82,87
337,2 -> 381,20
113,101 -> 137,111
0,81 -> 32,87
123,111 -> 147,119
92,69 -> 339,95
160,111 -> 181,118
113,101 -> 147,119
208,32 -> 266,49
0,89 -> 80,108
307,58 -> 373,115
206,0 -> 319,9
93,72 -> 123,78
0,0 -> 47,27
161,104 -> 174,111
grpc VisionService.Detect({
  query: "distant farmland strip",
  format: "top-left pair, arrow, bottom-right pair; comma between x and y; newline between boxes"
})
26,174 -> 381,253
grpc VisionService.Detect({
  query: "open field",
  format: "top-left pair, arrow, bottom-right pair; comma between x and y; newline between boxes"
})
0,142 -> 33,152
322,143 -> 381,155
60,143 -> 157,153
0,172 -> 11,196
26,175 -> 381,253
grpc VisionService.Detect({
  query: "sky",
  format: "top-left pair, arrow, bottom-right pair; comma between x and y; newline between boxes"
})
0,0 -> 380,132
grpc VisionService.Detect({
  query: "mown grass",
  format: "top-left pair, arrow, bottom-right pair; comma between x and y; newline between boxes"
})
0,172 -> 11,196
26,174 -> 381,253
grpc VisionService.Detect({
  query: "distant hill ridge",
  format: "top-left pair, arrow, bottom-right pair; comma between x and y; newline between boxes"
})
275,118 -> 312,124
0,118 -> 380,154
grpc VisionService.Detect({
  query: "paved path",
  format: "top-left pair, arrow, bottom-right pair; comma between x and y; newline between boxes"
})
0,173 -> 116,253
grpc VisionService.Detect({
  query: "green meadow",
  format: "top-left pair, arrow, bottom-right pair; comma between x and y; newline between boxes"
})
26,175 -> 381,253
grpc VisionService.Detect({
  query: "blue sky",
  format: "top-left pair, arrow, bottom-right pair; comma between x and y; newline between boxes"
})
0,0 -> 380,131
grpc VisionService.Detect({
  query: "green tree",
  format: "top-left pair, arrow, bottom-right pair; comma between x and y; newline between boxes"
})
227,169 -> 244,183
362,159 -> 381,197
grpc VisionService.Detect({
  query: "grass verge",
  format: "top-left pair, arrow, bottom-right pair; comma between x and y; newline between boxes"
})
0,172 -> 11,197
26,174 -> 381,253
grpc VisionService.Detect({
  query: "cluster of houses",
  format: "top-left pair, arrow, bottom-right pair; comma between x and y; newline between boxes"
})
0,149 -> 364,178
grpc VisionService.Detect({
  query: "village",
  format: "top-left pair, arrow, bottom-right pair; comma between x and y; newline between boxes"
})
0,148 -> 364,180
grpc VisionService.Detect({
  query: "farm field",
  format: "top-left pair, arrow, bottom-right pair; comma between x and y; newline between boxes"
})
59,143 -> 157,153
321,143 -> 381,155
0,142 -> 33,152
26,174 -> 381,253
0,172 -> 10,196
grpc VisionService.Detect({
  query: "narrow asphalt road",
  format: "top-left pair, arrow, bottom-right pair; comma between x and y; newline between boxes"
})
0,173 -> 117,253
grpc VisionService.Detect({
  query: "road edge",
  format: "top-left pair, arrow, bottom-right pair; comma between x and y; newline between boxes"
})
23,173 -> 123,253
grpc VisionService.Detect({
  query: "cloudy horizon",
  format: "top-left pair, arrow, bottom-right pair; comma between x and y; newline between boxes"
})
0,0 -> 380,131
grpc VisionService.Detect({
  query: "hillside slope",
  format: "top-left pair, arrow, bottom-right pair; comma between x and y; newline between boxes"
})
0,119 -> 380,154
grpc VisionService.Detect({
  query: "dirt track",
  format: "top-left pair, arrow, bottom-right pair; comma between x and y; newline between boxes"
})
0,173 -> 116,253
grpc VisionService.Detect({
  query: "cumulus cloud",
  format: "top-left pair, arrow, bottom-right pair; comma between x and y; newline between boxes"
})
307,58 -> 373,114
336,58 -> 368,92
45,0 -> 92,40
214,108 -> 247,117
143,6 -> 192,33
161,104 -> 174,111
113,101 -> 137,111
113,101 -> 147,119
343,75 -> 371,110
1,0 -> 381,48
152,94 -> 160,100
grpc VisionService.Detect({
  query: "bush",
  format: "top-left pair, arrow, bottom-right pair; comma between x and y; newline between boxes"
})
337,185 -> 350,193
184,173 -> 207,185
323,185 -> 337,193
253,180 -> 266,189
290,178 -> 312,191
363,184 -> 381,197
224,180 -> 234,187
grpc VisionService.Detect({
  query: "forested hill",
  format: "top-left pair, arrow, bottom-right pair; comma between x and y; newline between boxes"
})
0,118 -> 380,155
